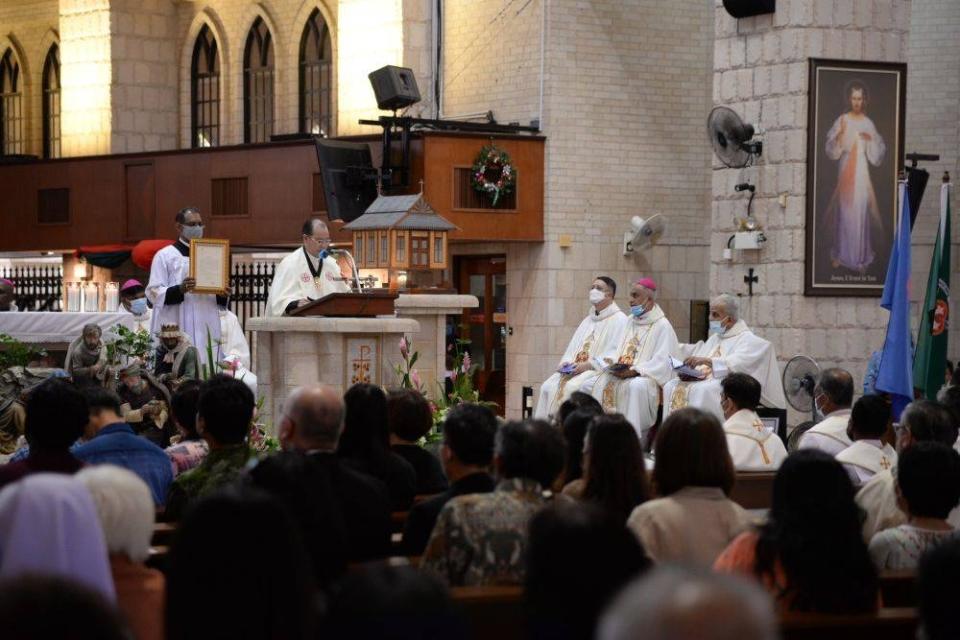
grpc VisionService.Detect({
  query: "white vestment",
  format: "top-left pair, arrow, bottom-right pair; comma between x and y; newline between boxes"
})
219,308 -> 250,370
534,303 -> 627,420
723,408 -> 787,471
265,248 -> 350,317
146,241 -> 221,366
129,308 -> 152,336
798,409 -> 853,457
857,467 -> 960,541
662,320 -> 786,423
836,440 -> 897,487
581,305 -> 679,441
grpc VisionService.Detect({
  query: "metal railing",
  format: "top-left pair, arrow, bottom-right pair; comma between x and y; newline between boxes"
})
1,264 -> 63,311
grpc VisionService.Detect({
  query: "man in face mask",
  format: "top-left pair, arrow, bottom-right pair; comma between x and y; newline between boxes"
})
797,368 -> 854,456
146,208 -> 224,366
120,279 -> 152,335
264,218 -> 352,316
662,293 -> 786,424
533,277 -> 628,420
581,279 -> 680,444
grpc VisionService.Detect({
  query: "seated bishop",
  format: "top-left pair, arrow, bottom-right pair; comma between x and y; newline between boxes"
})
663,293 -> 786,423
797,368 -> 854,456
534,276 -> 627,420
581,278 -> 678,444
720,373 -> 787,471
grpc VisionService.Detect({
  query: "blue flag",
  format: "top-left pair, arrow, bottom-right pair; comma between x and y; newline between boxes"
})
876,181 -> 914,419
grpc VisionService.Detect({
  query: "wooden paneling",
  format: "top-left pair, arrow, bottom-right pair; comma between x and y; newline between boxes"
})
37,188 -> 69,225
124,163 -> 155,240
211,177 -> 249,217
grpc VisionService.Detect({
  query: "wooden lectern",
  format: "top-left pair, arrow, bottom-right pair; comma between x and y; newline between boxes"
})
286,292 -> 399,317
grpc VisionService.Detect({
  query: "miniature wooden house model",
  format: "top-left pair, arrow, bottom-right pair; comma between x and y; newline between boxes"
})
343,194 -> 457,290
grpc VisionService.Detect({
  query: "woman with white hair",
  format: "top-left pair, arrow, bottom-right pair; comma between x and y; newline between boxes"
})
77,465 -> 164,640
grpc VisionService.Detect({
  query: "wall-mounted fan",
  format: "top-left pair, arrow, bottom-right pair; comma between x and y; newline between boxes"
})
707,106 -> 763,168
623,214 -> 666,255
782,354 -> 821,451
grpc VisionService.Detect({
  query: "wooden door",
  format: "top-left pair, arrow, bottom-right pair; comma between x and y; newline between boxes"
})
457,255 -> 506,412
124,162 -> 156,241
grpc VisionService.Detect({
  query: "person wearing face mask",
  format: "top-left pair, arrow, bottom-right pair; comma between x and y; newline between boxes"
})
581,279 -> 679,445
797,368 -> 855,456
720,373 -> 787,471
662,293 -> 786,424
534,277 -> 628,420
119,280 -> 153,335
146,207 -> 224,366
265,218 -> 351,317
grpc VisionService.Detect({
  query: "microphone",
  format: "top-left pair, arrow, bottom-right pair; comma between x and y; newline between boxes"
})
325,248 -> 362,292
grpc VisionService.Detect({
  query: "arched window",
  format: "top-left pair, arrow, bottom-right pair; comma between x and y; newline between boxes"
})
42,45 -> 60,159
191,25 -> 220,148
0,48 -> 23,156
299,9 -> 332,136
243,17 -> 274,143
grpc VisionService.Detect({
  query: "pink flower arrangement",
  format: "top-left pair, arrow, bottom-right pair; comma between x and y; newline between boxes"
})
399,336 -> 409,359
411,370 -> 422,389
462,352 -> 472,373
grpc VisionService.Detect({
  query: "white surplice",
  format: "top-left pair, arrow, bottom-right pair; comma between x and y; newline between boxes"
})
798,409 -> 853,457
836,440 -> 897,487
265,248 -> 350,317
534,302 -> 628,420
146,241 -> 221,366
219,308 -> 250,370
723,408 -> 787,471
662,319 -> 786,423
581,304 -> 679,441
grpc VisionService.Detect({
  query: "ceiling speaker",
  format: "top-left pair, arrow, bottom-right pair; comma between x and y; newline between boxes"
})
722,0 -> 775,18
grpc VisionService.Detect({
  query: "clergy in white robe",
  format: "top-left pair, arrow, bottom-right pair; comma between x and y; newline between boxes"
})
582,279 -> 679,442
857,399 -> 960,539
265,219 -> 351,317
146,208 -> 222,366
120,279 -> 154,337
798,367 -> 855,456
835,394 -> 896,486
662,293 -> 786,423
720,373 -> 787,471
534,277 -> 627,420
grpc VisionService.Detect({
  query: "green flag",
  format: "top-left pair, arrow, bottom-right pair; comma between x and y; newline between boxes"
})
913,180 -> 951,399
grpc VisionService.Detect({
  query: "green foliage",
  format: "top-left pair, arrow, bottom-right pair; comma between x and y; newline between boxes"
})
104,324 -> 153,367
0,333 -> 47,369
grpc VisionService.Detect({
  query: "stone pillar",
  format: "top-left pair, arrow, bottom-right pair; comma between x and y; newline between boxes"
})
711,1 -> 910,422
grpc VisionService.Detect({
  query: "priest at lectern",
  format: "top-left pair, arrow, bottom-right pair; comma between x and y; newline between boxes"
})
265,219 -> 351,316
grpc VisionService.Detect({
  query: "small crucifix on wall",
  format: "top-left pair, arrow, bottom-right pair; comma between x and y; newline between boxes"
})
744,268 -> 759,296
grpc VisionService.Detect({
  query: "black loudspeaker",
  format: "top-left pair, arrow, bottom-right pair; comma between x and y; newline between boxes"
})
368,65 -> 421,111
314,139 -> 378,223
722,0 -> 775,18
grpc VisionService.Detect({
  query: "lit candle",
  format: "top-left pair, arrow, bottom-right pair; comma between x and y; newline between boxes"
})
104,282 -> 120,312
83,283 -> 99,312
66,282 -> 81,312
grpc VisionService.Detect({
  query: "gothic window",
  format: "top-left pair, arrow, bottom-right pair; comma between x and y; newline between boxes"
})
42,45 -> 60,159
299,9 -> 332,136
243,18 -> 274,143
191,25 -> 220,148
0,48 -> 23,156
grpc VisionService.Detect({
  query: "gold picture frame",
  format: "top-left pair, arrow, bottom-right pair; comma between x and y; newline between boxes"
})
189,238 -> 231,295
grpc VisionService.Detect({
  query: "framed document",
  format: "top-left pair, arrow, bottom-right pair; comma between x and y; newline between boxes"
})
189,238 -> 230,295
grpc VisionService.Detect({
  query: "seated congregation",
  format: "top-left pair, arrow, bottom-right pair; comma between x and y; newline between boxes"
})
1,355 -> 959,639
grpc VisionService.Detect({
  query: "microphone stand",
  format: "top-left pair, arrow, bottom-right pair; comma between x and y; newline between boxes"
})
330,249 -> 363,292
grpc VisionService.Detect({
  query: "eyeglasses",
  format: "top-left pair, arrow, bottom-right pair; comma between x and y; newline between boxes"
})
306,236 -> 331,246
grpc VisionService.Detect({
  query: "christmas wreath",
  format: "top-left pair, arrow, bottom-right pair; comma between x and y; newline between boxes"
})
471,145 -> 516,206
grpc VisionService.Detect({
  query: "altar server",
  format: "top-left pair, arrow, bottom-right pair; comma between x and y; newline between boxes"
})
265,219 -> 351,317
836,394 -> 897,487
663,293 -> 786,423
798,368 -> 854,456
534,277 -> 627,420
583,278 -> 678,443
146,208 -> 222,364
120,279 -> 152,335
720,373 -> 787,471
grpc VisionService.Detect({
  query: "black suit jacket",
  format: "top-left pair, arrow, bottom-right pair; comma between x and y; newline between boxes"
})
391,444 -> 449,495
401,472 -> 496,555
249,451 -> 392,586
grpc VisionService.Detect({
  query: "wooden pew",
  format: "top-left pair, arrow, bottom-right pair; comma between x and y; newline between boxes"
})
151,522 -> 177,546
730,471 -> 776,510
450,585 -> 525,640
879,570 -> 917,608
780,607 -> 918,640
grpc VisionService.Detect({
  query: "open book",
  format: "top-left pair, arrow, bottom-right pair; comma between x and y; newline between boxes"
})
670,356 -> 706,380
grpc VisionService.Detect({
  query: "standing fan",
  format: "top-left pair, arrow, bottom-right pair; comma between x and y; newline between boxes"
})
707,106 -> 763,168
782,355 -> 822,451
